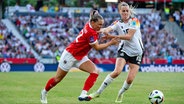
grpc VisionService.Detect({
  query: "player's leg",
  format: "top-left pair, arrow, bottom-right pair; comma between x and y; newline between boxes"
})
115,63 -> 139,103
41,50 -> 74,104
77,57 -> 99,101
89,58 -> 126,99
115,52 -> 143,103
41,67 -> 68,104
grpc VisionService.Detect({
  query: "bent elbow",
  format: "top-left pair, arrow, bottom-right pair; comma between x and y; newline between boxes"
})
93,46 -> 101,51
95,48 -> 101,51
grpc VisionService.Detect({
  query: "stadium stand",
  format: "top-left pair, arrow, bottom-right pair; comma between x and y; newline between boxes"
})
1,5 -> 184,64
0,20 -> 36,63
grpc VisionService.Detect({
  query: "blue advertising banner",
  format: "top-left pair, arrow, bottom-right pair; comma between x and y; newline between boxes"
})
0,62 -> 184,72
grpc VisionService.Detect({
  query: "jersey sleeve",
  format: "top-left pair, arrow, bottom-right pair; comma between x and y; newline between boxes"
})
109,20 -> 119,31
129,18 -> 140,29
88,31 -> 98,45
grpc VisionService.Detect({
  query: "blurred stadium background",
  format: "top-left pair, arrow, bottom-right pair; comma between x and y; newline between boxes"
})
0,0 -> 184,104
0,0 -> 184,72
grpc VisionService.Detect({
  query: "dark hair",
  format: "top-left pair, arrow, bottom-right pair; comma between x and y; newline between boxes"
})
89,10 -> 103,22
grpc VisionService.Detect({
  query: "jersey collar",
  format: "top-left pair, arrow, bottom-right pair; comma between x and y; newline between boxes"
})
120,17 -> 131,23
89,22 -> 93,29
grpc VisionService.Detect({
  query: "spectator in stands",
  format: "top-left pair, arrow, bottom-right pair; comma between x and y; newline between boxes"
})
40,10 -> 118,104
166,51 -> 173,64
26,4 -> 35,12
173,10 -> 180,25
41,4 -> 49,12
14,3 -> 20,12
164,5 -> 170,19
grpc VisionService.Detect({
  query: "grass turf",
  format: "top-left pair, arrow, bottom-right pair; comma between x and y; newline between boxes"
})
0,72 -> 184,104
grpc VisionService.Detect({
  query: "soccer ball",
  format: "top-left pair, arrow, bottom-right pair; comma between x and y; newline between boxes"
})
148,90 -> 164,104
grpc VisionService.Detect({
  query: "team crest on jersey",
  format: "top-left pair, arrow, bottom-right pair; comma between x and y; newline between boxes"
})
63,60 -> 67,64
89,36 -> 95,43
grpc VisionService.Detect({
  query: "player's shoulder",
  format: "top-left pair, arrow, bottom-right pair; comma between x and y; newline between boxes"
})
129,17 -> 140,22
111,19 -> 121,26
129,17 -> 140,27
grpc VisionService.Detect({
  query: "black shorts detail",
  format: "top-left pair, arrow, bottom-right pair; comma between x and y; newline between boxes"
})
117,51 -> 143,65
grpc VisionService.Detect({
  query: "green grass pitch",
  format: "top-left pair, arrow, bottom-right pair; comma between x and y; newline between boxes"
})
0,72 -> 184,104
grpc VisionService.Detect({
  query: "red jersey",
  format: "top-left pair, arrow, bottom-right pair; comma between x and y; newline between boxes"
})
66,22 -> 99,60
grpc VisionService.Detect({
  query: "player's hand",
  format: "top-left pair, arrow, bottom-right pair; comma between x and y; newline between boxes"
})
97,28 -> 104,34
97,28 -> 109,35
101,33 -> 113,42
110,37 -> 120,45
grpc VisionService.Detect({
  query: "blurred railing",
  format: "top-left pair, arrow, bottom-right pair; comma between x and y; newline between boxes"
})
0,58 -> 37,64
0,58 -> 184,65
13,11 -> 120,18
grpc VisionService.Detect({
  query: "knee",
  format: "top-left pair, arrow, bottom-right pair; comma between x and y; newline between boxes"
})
92,68 -> 100,74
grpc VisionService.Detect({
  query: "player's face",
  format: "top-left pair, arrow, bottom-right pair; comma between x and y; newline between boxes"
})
92,19 -> 104,31
119,6 -> 130,21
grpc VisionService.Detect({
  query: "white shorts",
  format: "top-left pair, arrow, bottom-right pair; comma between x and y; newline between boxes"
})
58,50 -> 89,72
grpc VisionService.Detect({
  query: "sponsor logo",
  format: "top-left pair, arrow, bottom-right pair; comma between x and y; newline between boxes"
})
34,62 -> 45,72
0,62 -> 11,72
89,36 -> 95,43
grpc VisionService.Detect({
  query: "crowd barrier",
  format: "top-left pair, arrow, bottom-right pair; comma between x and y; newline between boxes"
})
1,58 -> 184,64
0,62 -> 183,72
0,58 -> 37,64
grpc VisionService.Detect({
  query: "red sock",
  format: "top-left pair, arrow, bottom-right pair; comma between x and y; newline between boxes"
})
83,73 -> 98,91
45,77 -> 57,91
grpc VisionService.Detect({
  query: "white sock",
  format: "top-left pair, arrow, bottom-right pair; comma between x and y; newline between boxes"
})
97,74 -> 114,94
119,81 -> 131,95
42,89 -> 47,94
80,90 -> 87,96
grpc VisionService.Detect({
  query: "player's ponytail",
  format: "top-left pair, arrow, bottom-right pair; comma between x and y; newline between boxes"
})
89,10 -> 103,22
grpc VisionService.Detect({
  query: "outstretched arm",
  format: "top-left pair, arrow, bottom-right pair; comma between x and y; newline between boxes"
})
99,26 -> 113,34
117,29 -> 136,40
90,38 -> 119,51
105,28 -> 136,40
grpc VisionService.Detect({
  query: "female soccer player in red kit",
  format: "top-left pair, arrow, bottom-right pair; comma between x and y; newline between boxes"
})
40,10 -> 118,104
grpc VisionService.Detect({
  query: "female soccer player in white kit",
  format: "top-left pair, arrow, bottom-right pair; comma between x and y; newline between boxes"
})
40,10 -> 118,104
89,2 -> 144,103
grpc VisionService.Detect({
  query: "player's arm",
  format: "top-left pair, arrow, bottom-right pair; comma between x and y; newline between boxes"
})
117,18 -> 139,40
100,26 -> 113,33
90,38 -> 118,51
100,26 -> 116,39
103,28 -> 136,40
117,29 -> 136,40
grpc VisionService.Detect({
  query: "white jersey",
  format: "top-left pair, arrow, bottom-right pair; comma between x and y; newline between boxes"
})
110,18 -> 144,56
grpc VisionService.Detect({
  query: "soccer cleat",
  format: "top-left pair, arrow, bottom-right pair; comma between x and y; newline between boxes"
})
40,90 -> 48,104
88,92 -> 100,100
115,93 -> 123,103
78,94 -> 91,101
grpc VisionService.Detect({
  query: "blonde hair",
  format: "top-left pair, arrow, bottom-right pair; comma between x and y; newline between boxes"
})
118,2 -> 136,17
